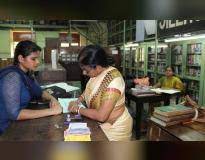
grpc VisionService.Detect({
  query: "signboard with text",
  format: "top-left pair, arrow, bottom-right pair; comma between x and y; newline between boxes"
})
158,20 -> 205,38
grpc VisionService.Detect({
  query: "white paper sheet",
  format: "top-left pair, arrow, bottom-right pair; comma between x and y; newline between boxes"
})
65,122 -> 91,135
150,88 -> 180,94
69,122 -> 87,129
41,82 -> 80,92
58,98 -> 85,113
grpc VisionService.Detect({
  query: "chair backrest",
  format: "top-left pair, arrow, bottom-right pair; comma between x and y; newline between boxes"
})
0,58 -> 13,69
181,78 -> 189,95
174,78 -> 189,104
124,74 -> 135,90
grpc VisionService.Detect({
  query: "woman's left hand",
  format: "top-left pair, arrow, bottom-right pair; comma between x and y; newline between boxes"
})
49,98 -> 60,108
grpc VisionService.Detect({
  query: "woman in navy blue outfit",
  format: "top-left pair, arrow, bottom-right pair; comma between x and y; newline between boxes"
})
0,40 -> 62,135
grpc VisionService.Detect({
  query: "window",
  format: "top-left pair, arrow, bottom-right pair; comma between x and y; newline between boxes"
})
11,31 -> 34,57
59,32 -> 80,47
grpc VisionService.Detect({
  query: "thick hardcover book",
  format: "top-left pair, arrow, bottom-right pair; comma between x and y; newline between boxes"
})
150,116 -> 190,127
154,104 -> 195,117
153,112 -> 194,122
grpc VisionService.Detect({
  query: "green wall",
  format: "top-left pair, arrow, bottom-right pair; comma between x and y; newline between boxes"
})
0,30 -> 59,58
0,30 -> 11,58
35,31 -> 59,49
0,29 -> 87,59
35,31 -> 59,62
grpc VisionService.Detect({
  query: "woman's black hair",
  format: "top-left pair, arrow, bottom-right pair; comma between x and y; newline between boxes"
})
78,45 -> 109,68
13,40 -> 41,65
165,65 -> 175,73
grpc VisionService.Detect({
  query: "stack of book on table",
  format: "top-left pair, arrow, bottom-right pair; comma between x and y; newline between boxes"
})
150,104 -> 195,127
64,122 -> 91,141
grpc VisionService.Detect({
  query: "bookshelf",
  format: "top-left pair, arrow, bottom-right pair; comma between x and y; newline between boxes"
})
135,46 -> 146,77
107,21 -> 205,106
169,39 -> 205,105
130,49 -> 137,76
147,44 -> 156,85
186,43 -> 201,78
108,20 -> 136,76
123,39 -> 204,105
123,47 -> 136,77
124,49 -> 132,71
108,20 -> 136,46
156,46 -> 169,75
185,43 -> 202,102
171,44 -> 183,76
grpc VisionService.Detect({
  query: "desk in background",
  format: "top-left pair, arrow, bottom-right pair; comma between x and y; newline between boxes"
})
126,90 -> 169,139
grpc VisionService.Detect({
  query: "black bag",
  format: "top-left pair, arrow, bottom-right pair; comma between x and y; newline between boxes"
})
44,86 -> 71,98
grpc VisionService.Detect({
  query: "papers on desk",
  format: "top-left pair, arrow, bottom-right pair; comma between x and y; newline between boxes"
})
64,122 -> 91,141
58,98 -> 85,113
150,88 -> 180,94
68,123 -> 90,134
41,82 -> 80,92
131,87 -> 155,95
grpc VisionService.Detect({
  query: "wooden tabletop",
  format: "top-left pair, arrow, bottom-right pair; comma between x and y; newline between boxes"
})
148,120 -> 205,141
0,114 -> 108,141
165,122 -> 205,141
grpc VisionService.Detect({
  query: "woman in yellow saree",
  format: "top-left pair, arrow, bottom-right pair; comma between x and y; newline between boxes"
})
154,66 -> 184,91
68,45 -> 133,141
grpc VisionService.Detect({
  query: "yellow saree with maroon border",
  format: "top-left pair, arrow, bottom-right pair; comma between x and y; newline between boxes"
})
82,66 -> 133,141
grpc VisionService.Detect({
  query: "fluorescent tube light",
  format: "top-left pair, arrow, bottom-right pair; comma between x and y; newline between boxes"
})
165,34 -> 205,42
150,44 -> 168,48
125,43 -> 139,48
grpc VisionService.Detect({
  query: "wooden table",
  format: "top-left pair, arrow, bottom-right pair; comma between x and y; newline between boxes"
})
126,91 -> 169,139
0,113 -> 108,141
147,120 -> 205,141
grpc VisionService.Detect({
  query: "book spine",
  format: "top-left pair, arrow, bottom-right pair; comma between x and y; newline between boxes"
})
153,113 -> 194,122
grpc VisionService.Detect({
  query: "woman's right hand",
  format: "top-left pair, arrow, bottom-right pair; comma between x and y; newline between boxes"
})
68,100 -> 79,113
